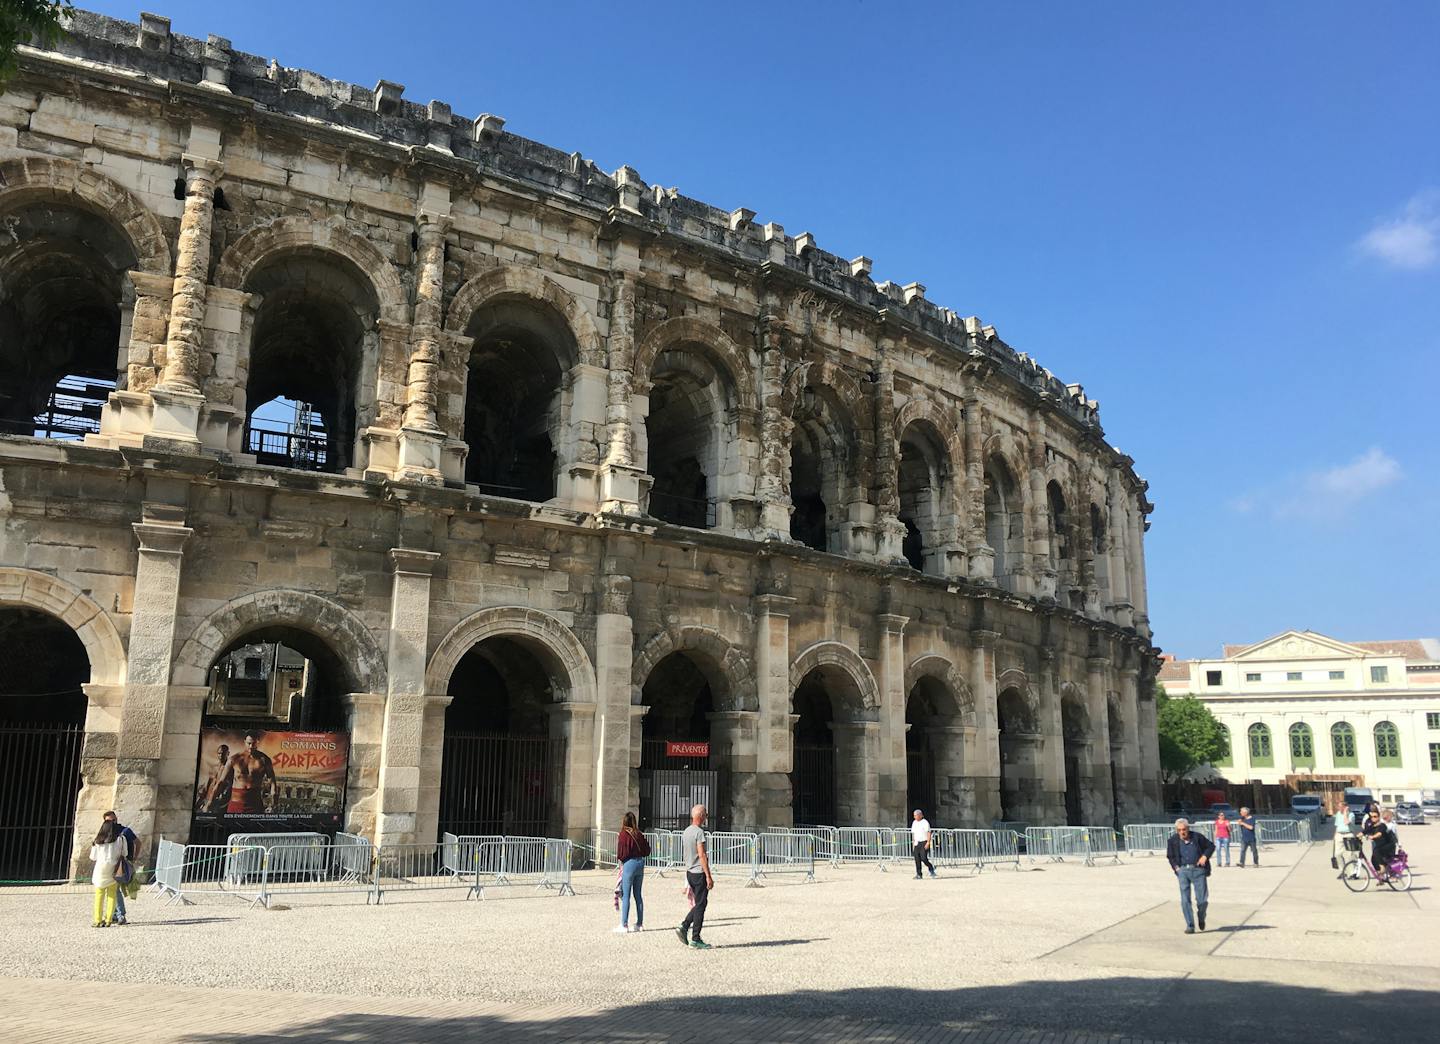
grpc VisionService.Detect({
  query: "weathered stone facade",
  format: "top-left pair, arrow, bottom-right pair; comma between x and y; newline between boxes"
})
0,10 -> 1161,872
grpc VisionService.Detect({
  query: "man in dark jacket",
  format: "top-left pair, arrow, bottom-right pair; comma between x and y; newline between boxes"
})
1166,818 -> 1215,934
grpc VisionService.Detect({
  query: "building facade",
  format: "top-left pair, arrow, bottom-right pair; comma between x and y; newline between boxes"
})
1160,632 -> 1440,802
0,10 -> 1161,879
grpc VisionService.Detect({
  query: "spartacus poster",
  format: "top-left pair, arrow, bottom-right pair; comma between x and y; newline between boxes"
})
193,728 -> 350,834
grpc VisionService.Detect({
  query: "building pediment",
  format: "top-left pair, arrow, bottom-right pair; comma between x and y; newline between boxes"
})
1229,630 -> 1370,662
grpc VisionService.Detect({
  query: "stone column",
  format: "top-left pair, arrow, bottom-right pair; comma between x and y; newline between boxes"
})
591,572 -> 635,836
341,692 -> 385,840
927,724 -> 979,826
873,351 -> 906,564
875,612 -> 909,824
754,592 -> 797,827
1038,647 -> 1066,822
1087,654 -> 1118,829
1113,661 -> 1144,823
756,316 -> 793,538
1027,419 -> 1054,599
148,155 -> 222,449
1130,497 -> 1151,637
374,548 -> 440,847
68,682 -> 125,876
708,710 -> 760,831
1107,484 -> 1134,627
963,398 -> 994,581
93,272 -> 174,448
1135,661 -> 1163,817
549,701 -> 598,843
113,521 -> 192,857
831,721 -> 880,826
969,628 -> 1001,821
397,212 -> 452,483
599,273 -> 645,514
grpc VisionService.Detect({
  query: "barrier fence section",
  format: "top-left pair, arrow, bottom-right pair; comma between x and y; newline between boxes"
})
1025,826 -> 1092,864
375,841 -> 480,902
645,830 -> 683,874
227,832 -> 329,881
155,842 -> 267,907
442,832 -> 504,877
333,832 -> 374,884
704,831 -> 760,885
756,832 -> 815,882
834,827 -> 899,870
1084,826 -> 1123,865
258,841 -> 377,904
473,837 -> 574,897
1256,817 -> 1312,845
792,824 -> 839,865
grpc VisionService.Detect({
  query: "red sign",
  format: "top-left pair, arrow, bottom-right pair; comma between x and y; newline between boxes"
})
666,741 -> 710,758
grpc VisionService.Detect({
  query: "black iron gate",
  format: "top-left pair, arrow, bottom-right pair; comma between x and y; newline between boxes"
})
906,745 -> 937,819
437,732 -> 565,839
0,722 -> 84,882
1065,754 -> 1083,826
638,740 -> 728,831
791,743 -> 836,825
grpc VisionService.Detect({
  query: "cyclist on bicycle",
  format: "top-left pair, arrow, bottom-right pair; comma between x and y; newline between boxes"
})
1361,808 -> 1396,877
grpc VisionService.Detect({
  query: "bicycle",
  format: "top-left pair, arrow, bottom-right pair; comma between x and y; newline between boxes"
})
1339,847 -> 1412,893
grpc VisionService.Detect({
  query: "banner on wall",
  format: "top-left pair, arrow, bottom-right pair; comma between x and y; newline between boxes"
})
193,727 -> 349,835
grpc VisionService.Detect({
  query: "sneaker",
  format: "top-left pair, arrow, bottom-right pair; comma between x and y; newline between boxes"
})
630,925 -> 642,933
612,925 -> 629,934
1198,917 -> 1206,932
90,922 -> 102,929
690,939 -> 712,949
676,926 -> 689,947
914,874 -> 923,880
928,871 -> 937,878
1184,927 -> 1195,934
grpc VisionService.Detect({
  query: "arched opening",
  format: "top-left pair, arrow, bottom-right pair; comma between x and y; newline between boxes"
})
1331,721 -> 1357,768
984,456 -> 1023,590
1061,694 -> 1089,826
789,385 -> 854,553
437,636 -> 567,839
0,199 -> 133,440
1289,722 -> 1315,769
638,652 -> 726,830
643,348 -> 735,529
897,422 -> 953,575
1374,720 -> 1402,767
1107,698 -> 1125,827
243,251 -> 378,473
1090,502 -> 1110,609
1048,481 -> 1079,607
790,663 -> 872,826
996,686 -> 1039,822
0,608 -> 89,882
462,297 -> 575,501
1247,723 -> 1273,768
192,626 -> 352,846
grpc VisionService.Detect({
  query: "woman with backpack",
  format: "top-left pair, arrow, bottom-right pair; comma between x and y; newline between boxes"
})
88,819 -> 128,927
614,811 -> 650,934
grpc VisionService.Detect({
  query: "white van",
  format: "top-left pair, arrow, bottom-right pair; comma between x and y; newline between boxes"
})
1290,794 -> 1323,816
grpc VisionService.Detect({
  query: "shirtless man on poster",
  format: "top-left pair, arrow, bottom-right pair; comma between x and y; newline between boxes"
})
213,733 -> 278,815
196,743 -> 231,811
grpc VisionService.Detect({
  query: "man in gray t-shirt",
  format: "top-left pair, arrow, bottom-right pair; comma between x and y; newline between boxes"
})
677,804 -> 714,949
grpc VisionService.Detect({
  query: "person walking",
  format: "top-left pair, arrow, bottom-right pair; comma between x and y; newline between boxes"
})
910,809 -> 937,879
614,812 -> 650,934
676,804 -> 714,950
88,819 -> 127,928
1166,818 -> 1214,934
1331,796 -> 1354,873
102,811 -> 138,925
1212,811 -> 1232,867
1236,806 -> 1259,867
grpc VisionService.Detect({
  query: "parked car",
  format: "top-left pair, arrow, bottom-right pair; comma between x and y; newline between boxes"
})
1423,799 -> 1440,819
1290,794 -> 1323,816
1208,802 -> 1237,818
1395,802 -> 1426,825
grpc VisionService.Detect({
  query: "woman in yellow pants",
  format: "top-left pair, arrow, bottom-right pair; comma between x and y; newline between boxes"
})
89,819 -> 127,927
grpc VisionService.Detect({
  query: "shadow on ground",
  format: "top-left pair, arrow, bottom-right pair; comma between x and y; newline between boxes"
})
173,977 -> 1440,1044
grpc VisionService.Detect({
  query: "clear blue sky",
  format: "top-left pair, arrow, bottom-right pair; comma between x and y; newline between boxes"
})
86,1 -> 1440,657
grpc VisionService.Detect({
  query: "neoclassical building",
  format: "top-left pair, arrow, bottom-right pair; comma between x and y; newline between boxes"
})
0,10 -> 1160,878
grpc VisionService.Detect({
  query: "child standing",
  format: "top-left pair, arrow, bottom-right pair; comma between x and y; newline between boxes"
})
89,819 -> 126,927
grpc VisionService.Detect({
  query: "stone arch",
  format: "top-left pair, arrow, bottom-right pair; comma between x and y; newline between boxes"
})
780,359 -> 876,437
214,217 -> 409,322
173,590 -> 387,693
444,264 -> 603,368
633,317 -> 756,411
995,666 -> 1040,734
426,606 -> 596,705
789,640 -> 880,715
904,653 -> 975,721
0,567 -> 126,685
631,625 -> 757,711
0,157 -> 171,274
1060,681 -> 1090,740
894,396 -> 959,452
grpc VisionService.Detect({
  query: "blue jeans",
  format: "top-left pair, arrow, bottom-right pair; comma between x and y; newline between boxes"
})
1216,838 -> 1231,865
620,858 -> 645,928
1238,835 -> 1258,865
1177,865 -> 1208,929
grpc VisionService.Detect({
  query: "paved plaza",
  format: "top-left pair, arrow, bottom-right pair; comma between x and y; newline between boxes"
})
2,829 -> 1437,1043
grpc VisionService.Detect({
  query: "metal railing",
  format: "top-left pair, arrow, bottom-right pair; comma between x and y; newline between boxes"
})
756,832 -> 816,882
704,831 -> 761,885
152,842 -> 267,907
226,832 -> 330,880
791,824 -> 840,865
931,828 -> 1023,872
472,838 -> 574,898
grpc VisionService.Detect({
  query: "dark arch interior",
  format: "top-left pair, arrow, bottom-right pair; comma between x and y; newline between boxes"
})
905,675 -> 951,817
244,251 -> 377,473
789,386 -> 852,553
639,651 -> 720,829
984,456 -> 1020,581
462,298 -> 572,501
791,668 -> 837,825
439,636 -> 563,838
996,686 -> 1035,822
1048,482 -> 1069,561
0,607 -> 90,881
0,201 -> 133,439
203,627 -> 350,730
997,687 -> 1036,735
641,652 -> 715,743
1061,696 -> 1088,825
897,425 -> 946,574
646,350 -> 724,529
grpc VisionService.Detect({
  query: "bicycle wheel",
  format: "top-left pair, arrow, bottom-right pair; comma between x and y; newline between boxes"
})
1384,867 -> 1413,892
1340,859 -> 1370,892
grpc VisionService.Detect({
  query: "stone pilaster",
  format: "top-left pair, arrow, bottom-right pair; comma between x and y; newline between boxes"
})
872,349 -> 906,564
963,398 -> 994,582
754,592 -> 796,827
341,692 -> 385,840
708,710 -> 760,831
113,521 -> 192,857
549,701 -> 598,843
969,628 -> 1001,821
756,316 -> 793,538
1038,646 -> 1066,822
1135,659 -> 1163,817
831,720 -> 881,826
1027,416 -> 1055,599
68,682 -> 123,877
1086,655 -> 1118,829
875,612 -> 908,824
599,273 -> 645,514
396,211 -> 452,483
1107,483 -> 1134,627
592,572 -> 634,836
375,547 -> 440,846
1113,661 -> 1144,823
927,723 -> 979,826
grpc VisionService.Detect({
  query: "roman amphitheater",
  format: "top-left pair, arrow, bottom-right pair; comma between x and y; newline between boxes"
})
0,9 -> 1160,880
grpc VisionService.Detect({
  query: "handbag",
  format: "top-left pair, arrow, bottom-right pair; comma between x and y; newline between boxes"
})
114,856 -> 135,886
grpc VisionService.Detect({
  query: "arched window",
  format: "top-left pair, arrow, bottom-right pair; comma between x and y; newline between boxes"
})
1374,721 -> 1402,767
1247,723 -> 1273,767
1331,722 -> 1357,768
984,456 -> 1023,591
1289,722 -> 1314,767
1214,724 -> 1231,765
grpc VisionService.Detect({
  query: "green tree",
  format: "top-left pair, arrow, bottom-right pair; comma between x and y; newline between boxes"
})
1155,683 -> 1226,783
0,2 -> 72,87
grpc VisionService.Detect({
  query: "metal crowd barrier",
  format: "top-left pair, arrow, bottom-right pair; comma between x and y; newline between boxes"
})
834,827 -> 901,870
154,842 -> 267,907
645,830 -> 684,875
756,831 -> 816,882
473,838 -> 574,898
792,824 -> 840,865
1255,817 -> 1312,845
1025,826 -> 1092,864
1122,823 -> 1172,855
930,828 -> 1023,872
375,841 -> 481,902
441,832 -> 504,876
1084,826 -> 1123,865
332,832 -> 374,883
259,841 -> 378,904
704,831 -> 761,885
226,832 -> 329,880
